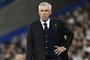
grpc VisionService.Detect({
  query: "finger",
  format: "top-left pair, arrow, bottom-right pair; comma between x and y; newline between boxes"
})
54,46 -> 59,48
57,48 -> 64,55
54,48 -> 58,52
57,51 -> 61,55
55,50 -> 60,54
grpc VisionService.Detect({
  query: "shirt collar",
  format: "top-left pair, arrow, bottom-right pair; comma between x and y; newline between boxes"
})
40,18 -> 50,25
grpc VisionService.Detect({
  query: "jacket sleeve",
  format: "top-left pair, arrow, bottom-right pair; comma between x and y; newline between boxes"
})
61,21 -> 74,50
26,24 -> 34,60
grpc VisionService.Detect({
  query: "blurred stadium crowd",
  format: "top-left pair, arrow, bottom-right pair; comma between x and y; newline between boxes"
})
58,2 -> 90,60
0,0 -> 90,60
0,33 -> 26,60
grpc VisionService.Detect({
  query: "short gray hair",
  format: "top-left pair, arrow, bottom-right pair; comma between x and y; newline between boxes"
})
38,2 -> 52,10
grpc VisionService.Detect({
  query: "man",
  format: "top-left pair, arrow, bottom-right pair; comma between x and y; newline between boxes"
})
26,2 -> 74,60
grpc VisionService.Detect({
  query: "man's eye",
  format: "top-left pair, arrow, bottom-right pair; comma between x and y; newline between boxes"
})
45,10 -> 48,11
41,10 -> 44,12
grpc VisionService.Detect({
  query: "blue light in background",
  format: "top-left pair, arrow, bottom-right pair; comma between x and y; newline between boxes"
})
0,0 -> 14,9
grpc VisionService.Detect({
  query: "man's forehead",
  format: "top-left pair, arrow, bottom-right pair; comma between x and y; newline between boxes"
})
39,6 -> 50,9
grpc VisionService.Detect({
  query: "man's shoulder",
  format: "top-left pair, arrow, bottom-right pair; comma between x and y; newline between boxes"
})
51,18 -> 64,24
29,20 -> 40,26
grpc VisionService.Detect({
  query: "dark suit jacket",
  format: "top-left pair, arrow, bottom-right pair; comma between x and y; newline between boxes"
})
26,18 -> 74,60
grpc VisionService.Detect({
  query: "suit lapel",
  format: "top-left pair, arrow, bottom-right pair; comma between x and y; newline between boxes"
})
36,21 -> 45,45
50,19 -> 59,41
50,19 -> 57,33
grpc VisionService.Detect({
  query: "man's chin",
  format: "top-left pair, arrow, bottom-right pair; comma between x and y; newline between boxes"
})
42,19 -> 48,21
40,17 -> 48,21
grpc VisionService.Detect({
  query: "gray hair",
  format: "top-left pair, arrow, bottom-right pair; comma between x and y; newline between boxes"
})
38,2 -> 52,10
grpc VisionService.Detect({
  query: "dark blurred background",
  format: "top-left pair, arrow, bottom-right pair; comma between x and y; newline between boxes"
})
0,0 -> 90,60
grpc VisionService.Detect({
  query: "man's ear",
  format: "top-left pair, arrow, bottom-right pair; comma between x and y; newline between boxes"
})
38,10 -> 40,15
50,10 -> 52,15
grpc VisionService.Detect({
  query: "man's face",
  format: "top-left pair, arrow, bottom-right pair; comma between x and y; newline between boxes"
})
39,6 -> 52,21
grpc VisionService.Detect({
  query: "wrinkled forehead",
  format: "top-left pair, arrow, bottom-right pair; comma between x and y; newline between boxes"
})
39,5 -> 51,10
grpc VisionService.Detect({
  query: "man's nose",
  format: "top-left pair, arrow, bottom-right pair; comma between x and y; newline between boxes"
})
43,12 -> 46,15
42,11 -> 46,15
43,13 -> 46,15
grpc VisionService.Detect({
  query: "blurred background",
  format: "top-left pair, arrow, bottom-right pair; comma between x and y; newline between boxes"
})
0,0 -> 90,60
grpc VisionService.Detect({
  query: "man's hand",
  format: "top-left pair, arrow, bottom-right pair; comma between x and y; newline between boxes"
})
54,46 -> 66,55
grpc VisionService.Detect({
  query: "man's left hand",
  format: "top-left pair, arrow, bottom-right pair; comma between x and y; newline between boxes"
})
54,46 -> 66,55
